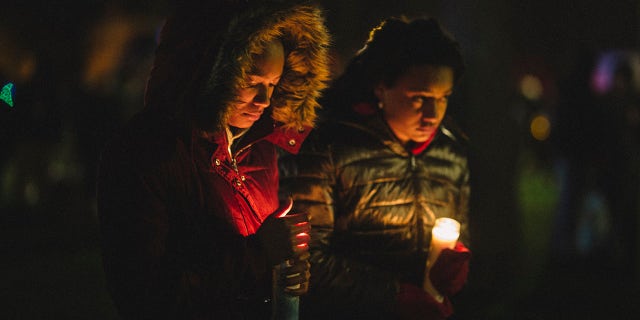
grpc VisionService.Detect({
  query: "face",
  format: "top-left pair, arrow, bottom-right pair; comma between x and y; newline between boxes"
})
227,40 -> 285,129
374,65 -> 454,145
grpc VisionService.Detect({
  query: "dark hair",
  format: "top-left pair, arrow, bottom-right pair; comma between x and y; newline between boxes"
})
322,16 -> 464,118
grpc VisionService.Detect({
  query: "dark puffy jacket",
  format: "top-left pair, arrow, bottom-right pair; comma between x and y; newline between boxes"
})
279,114 -> 470,319
96,1 -> 330,318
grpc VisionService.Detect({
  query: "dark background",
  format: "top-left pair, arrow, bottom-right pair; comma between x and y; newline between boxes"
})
1,0 -> 639,318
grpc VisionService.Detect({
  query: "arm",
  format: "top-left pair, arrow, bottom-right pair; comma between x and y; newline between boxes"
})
96,138 -> 273,319
456,162 -> 471,247
279,140 -> 399,317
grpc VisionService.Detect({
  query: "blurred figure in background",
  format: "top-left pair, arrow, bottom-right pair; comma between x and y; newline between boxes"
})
96,0 -> 330,318
279,16 -> 471,319
593,51 -> 640,279
551,50 -> 601,264
553,49 -> 640,281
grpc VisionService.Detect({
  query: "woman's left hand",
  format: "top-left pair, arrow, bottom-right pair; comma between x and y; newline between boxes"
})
279,251 -> 311,296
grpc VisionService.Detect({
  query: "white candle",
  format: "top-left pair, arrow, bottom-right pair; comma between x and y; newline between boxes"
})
427,217 -> 460,267
423,217 -> 460,300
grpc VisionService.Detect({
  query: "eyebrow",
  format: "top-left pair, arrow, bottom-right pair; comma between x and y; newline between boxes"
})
246,74 -> 282,82
408,87 -> 453,94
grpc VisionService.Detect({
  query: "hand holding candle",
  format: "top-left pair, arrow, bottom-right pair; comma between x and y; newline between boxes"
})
423,217 -> 460,302
271,199 -> 311,320
427,217 -> 461,268
276,210 -> 311,293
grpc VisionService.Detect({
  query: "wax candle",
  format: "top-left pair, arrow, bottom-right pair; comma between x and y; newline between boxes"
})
423,217 -> 460,301
427,217 -> 461,268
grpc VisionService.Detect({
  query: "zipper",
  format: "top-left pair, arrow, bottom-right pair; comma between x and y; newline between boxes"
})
230,141 -> 255,174
231,157 -> 238,173
411,154 -> 424,252
231,140 -> 266,226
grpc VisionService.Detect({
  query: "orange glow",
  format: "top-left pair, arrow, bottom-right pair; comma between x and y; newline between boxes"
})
83,17 -> 134,89
82,10 -> 161,91
530,114 -> 551,141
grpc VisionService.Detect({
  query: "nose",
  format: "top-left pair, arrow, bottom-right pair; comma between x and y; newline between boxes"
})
253,84 -> 272,108
421,98 -> 437,119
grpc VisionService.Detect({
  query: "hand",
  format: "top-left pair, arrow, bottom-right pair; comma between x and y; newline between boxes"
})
276,251 -> 311,296
429,241 -> 471,297
280,212 -> 311,256
255,206 -> 311,266
395,283 -> 453,320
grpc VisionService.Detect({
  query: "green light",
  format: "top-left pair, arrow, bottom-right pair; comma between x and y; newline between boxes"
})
1,82 -> 15,107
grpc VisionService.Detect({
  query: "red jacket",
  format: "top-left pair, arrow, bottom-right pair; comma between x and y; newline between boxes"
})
202,116 -> 311,237
96,1 -> 330,318
98,112 -> 310,318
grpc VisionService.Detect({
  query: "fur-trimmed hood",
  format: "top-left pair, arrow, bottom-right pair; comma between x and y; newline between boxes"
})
144,0 -> 331,132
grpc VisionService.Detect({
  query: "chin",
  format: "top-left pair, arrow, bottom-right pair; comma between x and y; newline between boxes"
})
413,132 -> 433,142
228,119 -> 256,129
412,138 -> 430,144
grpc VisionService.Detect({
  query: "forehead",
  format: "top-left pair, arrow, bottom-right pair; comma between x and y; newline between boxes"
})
395,64 -> 454,91
249,40 -> 285,76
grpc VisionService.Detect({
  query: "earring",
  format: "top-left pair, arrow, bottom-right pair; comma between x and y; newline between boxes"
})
377,101 -> 384,109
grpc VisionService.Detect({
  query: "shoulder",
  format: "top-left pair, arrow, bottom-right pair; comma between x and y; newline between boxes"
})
300,119 -> 378,155
425,119 -> 470,169
429,117 -> 469,158
440,116 -> 469,148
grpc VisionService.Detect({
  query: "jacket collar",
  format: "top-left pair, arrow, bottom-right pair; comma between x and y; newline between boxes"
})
209,115 -> 312,156
341,114 -> 440,157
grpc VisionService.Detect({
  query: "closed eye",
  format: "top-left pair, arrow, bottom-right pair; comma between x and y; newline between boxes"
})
245,75 -> 281,88
411,95 -> 450,104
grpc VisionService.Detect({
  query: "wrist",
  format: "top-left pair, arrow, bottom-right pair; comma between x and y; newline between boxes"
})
423,271 -> 445,302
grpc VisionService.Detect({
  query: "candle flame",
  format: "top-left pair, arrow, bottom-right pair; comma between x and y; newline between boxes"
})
432,217 -> 460,241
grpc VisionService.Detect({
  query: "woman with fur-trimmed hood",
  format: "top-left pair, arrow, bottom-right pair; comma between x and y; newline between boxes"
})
96,0 -> 330,318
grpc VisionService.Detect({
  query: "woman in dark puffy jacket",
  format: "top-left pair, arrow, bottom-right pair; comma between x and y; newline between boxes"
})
96,0 -> 330,318
279,16 -> 471,319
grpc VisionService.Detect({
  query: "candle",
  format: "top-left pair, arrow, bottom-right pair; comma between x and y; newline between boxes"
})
423,217 -> 460,300
273,260 -> 300,320
272,199 -> 307,320
427,217 -> 460,268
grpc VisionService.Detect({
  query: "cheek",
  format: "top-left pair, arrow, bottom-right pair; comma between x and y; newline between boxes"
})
436,103 -> 448,118
387,103 -> 420,122
235,88 -> 256,102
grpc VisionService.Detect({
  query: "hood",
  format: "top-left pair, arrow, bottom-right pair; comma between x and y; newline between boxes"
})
144,0 -> 331,132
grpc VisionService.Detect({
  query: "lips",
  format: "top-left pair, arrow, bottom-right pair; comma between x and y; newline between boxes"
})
418,121 -> 436,129
243,112 -> 262,121
416,122 -> 437,136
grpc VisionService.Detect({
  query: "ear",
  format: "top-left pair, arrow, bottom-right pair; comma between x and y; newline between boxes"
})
373,82 -> 385,101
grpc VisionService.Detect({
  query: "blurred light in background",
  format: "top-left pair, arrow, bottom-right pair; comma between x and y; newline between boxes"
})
83,16 -> 135,90
591,50 -> 640,95
82,9 -> 163,95
519,74 -> 544,100
530,113 -> 551,141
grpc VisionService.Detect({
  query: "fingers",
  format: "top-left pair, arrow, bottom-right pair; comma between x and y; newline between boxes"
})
288,251 -> 310,267
289,220 -> 310,235
280,212 -> 309,224
292,229 -> 310,254
288,217 -> 310,255
280,258 -> 311,295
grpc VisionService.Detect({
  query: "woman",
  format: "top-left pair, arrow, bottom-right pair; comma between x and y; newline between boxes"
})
279,16 -> 470,319
96,0 -> 330,318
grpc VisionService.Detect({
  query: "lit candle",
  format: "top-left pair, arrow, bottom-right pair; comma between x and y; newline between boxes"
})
423,217 -> 460,301
427,217 -> 460,268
